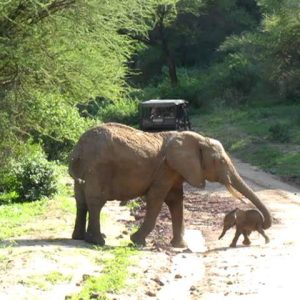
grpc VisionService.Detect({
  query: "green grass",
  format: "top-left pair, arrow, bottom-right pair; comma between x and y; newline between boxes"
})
0,199 -> 49,240
191,103 -> 300,179
70,246 -> 139,300
20,271 -> 72,290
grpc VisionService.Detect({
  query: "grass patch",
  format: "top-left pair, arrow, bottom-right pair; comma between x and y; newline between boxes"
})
0,199 -> 49,240
70,246 -> 139,300
20,271 -> 72,290
0,165 -> 76,241
191,103 -> 300,179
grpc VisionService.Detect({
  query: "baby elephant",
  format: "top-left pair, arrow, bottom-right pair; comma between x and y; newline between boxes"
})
219,208 -> 270,247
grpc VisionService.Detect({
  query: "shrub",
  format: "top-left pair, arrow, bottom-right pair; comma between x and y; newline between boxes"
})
1,143 -> 59,203
97,99 -> 139,125
268,123 -> 290,143
13,156 -> 58,202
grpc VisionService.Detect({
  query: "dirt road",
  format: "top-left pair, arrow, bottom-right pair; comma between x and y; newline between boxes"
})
0,159 -> 299,299
192,159 -> 300,299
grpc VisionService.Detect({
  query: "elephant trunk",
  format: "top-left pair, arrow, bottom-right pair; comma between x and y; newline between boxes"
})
218,229 -> 226,240
230,170 -> 272,229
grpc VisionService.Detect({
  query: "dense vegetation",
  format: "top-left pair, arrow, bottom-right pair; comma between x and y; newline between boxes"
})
0,0 -> 299,202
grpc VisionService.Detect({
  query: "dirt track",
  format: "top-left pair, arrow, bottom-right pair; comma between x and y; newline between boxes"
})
0,159 -> 299,299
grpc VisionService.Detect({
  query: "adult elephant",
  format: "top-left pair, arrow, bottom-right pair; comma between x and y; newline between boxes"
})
69,123 -> 272,247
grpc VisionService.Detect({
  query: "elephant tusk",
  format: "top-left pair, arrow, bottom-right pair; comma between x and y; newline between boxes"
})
226,184 -> 247,204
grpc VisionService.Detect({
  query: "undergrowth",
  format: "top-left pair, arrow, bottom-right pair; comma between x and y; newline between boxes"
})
191,103 -> 300,180
70,246 -> 139,300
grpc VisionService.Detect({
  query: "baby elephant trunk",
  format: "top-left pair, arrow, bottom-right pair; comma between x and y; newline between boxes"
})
218,228 -> 227,240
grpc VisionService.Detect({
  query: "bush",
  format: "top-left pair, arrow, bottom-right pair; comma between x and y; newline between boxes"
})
141,61 -> 258,110
142,68 -> 210,108
97,99 -> 139,125
0,143 -> 58,203
13,156 -> 58,202
268,123 -> 291,143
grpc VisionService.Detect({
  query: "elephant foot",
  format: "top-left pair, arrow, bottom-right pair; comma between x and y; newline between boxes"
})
230,243 -> 237,248
243,239 -> 251,246
171,238 -> 187,248
265,238 -> 270,244
130,232 -> 146,246
72,229 -> 85,240
84,232 -> 105,246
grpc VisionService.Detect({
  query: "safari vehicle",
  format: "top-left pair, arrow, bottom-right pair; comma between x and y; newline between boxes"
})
139,99 -> 191,131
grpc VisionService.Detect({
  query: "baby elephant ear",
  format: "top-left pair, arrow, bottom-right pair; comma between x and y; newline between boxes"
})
166,134 -> 205,188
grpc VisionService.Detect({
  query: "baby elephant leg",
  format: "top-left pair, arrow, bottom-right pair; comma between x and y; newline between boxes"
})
230,229 -> 242,247
242,231 -> 251,246
257,227 -> 270,244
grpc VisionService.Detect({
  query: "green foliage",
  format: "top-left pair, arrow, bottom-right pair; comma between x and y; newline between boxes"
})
96,99 -> 139,125
0,199 -> 48,240
0,143 -> 58,203
142,58 -> 258,108
133,0 -> 261,84
13,153 -> 58,203
0,0 -> 155,174
220,0 -> 300,102
71,247 -> 138,300
191,103 -> 300,178
268,123 -> 291,143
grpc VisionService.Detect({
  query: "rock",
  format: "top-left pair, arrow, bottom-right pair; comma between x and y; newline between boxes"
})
146,291 -> 156,297
152,277 -> 165,286
190,285 -> 197,291
175,274 -> 183,279
82,274 -> 91,281
90,292 -> 100,299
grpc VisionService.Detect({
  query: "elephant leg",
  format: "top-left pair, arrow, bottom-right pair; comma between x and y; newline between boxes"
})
257,227 -> 270,244
130,167 -> 178,246
72,182 -> 87,240
242,231 -> 251,246
130,194 -> 165,246
165,184 -> 186,248
230,229 -> 241,247
85,199 -> 106,246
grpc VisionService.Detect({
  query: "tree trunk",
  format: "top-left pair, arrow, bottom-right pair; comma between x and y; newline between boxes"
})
166,52 -> 178,87
158,12 -> 178,87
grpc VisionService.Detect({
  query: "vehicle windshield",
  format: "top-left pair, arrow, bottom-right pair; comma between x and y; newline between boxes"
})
142,106 -> 176,119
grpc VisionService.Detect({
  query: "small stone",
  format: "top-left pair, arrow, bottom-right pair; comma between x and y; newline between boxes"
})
82,274 -> 90,281
190,285 -> 196,291
90,292 -> 100,299
146,291 -> 156,297
175,274 -> 182,279
152,277 -> 164,286
226,281 -> 233,285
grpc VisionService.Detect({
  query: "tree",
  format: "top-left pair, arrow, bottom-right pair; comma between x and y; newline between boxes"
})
132,0 -> 261,86
0,0 -> 153,167
220,0 -> 300,100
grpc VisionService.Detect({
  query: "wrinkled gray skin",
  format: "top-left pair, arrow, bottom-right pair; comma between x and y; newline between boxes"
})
219,208 -> 270,247
69,123 -> 272,247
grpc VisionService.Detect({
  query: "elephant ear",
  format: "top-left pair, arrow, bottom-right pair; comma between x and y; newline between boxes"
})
165,134 -> 205,188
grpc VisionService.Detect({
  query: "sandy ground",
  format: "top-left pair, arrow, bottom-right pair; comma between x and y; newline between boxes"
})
0,158 -> 299,300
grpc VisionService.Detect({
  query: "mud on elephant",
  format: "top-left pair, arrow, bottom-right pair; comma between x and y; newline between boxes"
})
68,123 -> 272,247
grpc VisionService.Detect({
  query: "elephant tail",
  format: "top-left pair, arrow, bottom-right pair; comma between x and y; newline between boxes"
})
68,150 -> 85,185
